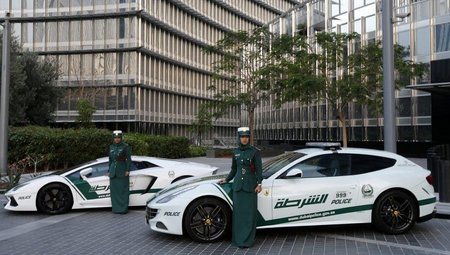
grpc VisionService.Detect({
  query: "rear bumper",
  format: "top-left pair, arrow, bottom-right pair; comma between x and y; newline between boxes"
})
417,206 -> 436,223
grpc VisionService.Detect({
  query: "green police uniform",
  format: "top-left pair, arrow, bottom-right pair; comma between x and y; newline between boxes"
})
109,130 -> 131,214
224,127 -> 262,248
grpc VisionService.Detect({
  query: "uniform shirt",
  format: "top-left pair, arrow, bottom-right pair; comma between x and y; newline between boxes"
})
108,142 -> 131,178
225,144 -> 263,192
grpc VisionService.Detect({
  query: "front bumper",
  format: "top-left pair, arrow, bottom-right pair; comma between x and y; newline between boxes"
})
145,204 -> 185,235
3,192 -> 38,211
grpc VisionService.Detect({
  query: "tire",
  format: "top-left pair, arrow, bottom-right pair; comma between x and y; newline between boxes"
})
372,190 -> 418,234
183,197 -> 231,242
36,183 -> 73,214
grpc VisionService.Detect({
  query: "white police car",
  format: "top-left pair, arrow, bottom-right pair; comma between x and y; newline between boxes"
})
145,143 -> 436,242
4,156 -> 217,214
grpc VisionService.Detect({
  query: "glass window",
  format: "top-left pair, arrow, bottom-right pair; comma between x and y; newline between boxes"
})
261,152 -> 305,178
58,22 -> 69,50
350,154 -> 396,175
415,27 -> 430,56
353,19 -> 361,34
354,0 -> 364,8
414,1 -> 429,21
436,0 -> 450,16
417,125 -> 431,141
70,21 -> 82,50
86,162 -> 109,178
106,88 -> 117,110
82,54 -> 93,83
289,154 -> 348,178
417,95 -> 431,116
94,53 -> 105,78
105,19 -> 117,48
272,21 -> 280,36
398,126 -> 414,141
436,23 -> 450,52
365,15 -> 376,33
94,89 -> 105,110
398,97 -> 411,117
398,30 -> 410,57
59,90 -> 70,111
34,23 -> 45,50
332,0 -> 348,16
285,14 -> 292,36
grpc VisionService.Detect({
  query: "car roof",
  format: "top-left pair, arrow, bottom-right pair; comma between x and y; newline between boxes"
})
294,147 -> 405,160
94,156 -> 213,169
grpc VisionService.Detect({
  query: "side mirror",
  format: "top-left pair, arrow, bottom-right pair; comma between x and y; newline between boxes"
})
285,168 -> 303,178
80,168 -> 93,180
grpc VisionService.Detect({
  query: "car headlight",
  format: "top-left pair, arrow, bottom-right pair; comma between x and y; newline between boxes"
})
156,185 -> 198,204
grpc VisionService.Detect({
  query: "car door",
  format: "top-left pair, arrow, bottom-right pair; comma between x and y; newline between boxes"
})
270,153 -> 359,227
128,161 -> 160,206
68,162 -> 112,207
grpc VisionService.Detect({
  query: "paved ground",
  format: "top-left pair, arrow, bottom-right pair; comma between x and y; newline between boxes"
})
0,201 -> 450,255
1,156 -> 450,255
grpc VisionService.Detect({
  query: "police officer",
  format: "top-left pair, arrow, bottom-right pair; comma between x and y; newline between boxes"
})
108,130 -> 131,214
219,127 -> 262,248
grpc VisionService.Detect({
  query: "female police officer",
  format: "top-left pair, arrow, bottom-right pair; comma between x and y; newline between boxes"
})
219,127 -> 262,248
108,130 -> 131,214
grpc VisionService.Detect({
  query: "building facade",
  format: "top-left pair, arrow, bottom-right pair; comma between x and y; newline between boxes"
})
255,0 -> 450,146
0,0 -> 297,142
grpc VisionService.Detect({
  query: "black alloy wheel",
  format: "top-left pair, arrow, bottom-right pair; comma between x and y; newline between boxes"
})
183,197 -> 231,242
372,190 -> 418,234
36,183 -> 73,214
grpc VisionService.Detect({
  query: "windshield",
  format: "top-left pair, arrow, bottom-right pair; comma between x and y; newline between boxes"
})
262,152 -> 305,178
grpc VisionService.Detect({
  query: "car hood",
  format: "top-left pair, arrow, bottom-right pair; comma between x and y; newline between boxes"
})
6,174 -> 65,194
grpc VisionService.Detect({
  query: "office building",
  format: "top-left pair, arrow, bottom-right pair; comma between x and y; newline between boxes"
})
255,0 -> 450,149
1,0 -> 297,141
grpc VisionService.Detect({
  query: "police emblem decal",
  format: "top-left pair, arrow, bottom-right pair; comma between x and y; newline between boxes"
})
361,184 -> 374,197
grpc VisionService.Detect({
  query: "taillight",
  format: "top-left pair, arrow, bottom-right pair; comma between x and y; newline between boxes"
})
426,175 -> 433,185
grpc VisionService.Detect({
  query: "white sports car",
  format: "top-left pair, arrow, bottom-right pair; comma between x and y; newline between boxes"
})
145,144 -> 436,242
4,156 -> 218,214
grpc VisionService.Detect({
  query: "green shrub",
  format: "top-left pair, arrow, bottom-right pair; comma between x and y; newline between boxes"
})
189,145 -> 208,157
9,126 -> 192,171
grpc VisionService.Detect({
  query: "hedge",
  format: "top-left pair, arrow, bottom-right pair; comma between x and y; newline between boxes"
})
8,126 -> 191,170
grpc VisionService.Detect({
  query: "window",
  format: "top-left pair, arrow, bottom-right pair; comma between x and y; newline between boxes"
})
262,152 -> 305,178
132,161 -> 159,171
288,154 -> 351,178
415,27 -> 430,56
350,154 -> 396,175
417,96 -> 431,116
436,23 -> 450,52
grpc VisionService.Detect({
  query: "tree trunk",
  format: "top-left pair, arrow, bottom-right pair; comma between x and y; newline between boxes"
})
337,111 -> 348,148
248,108 -> 255,146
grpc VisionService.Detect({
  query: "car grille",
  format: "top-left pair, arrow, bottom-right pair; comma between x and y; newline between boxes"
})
146,207 -> 158,220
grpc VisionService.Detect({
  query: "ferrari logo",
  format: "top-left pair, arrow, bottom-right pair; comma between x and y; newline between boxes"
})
264,189 -> 270,196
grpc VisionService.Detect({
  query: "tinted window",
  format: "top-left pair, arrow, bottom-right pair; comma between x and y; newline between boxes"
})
262,152 -> 305,178
131,161 -> 159,171
288,154 -> 344,178
88,162 -> 110,177
350,154 -> 396,175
